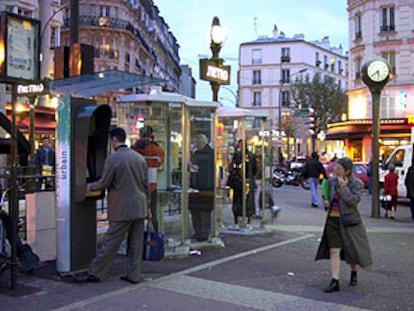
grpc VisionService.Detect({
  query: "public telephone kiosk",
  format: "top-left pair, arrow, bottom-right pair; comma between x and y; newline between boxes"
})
117,89 -> 222,250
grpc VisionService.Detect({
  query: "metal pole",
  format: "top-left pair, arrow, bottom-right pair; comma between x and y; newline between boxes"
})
70,0 -> 79,44
10,84 -> 18,289
371,91 -> 381,218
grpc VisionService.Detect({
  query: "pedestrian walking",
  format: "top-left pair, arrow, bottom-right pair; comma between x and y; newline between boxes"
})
404,164 -> 414,221
75,127 -> 149,284
383,163 -> 398,219
315,157 -> 372,293
301,151 -> 326,208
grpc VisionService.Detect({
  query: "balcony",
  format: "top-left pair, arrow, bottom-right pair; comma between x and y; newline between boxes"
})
380,25 -> 395,32
281,56 -> 291,63
315,60 -> 321,67
63,16 -> 152,55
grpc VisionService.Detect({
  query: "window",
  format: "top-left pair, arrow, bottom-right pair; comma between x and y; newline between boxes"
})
100,6 -> 110,17
281,69 -> 290,83
50,27 -> 59,48
281,90 -> 290,107
355,13 -> 362,39
324,55 -> 329,69
380,96 -> 397,119
252,49 -> 262,65
281,48 -> 290,62
125,52 -> 130,64
252,70 -> 261,85
253,92 -> 261,107
315,52 -> 321,67
380,6 -> 395,32
355,58 -> 361,79
338,60 -> 343,74
382,52 -> 396,74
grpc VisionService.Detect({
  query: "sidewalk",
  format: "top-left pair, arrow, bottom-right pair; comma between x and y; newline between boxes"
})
1,185 -> 413,310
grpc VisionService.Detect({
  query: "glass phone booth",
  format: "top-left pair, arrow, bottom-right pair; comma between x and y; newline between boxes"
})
116,91 -> 220,250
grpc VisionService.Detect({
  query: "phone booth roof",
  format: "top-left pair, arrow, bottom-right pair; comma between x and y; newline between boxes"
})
117,90 -> 218,109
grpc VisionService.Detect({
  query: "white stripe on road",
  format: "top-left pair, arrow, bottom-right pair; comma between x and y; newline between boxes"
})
267,224 -> 414,234
51,234 -> 314,311
152,275 -> 371,311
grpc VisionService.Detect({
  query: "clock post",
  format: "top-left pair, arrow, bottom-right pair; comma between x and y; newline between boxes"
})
361,58 -> 391,218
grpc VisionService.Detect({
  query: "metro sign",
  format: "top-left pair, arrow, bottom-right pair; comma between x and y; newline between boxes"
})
199,58 -> 230,85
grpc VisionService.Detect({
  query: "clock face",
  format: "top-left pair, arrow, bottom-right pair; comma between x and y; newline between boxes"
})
366,60 -> 390,82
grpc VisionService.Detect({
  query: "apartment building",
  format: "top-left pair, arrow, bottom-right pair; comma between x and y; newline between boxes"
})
239,25 -> 348,156
239,25 -> 348,132
328,0 -> 414,161
59,0 -> 181,112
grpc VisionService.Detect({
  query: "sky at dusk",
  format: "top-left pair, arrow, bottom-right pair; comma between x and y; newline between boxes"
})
154,0 -> 349,103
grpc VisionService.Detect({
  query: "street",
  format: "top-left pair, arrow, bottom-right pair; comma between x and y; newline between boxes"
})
1,185 -> 414,310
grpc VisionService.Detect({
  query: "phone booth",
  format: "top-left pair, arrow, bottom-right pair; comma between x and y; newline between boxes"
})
117,89 -> 221,251
217,106 -> 270,226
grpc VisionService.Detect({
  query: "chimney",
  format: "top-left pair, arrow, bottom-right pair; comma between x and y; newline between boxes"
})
272,24 -> 279,39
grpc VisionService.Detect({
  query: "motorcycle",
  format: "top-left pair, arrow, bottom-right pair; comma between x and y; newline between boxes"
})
272,166 -> 310,190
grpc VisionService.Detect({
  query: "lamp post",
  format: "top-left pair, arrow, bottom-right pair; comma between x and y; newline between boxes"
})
222,86 -> 238,106
278,68 -> 307,164
209,16 -> 226,101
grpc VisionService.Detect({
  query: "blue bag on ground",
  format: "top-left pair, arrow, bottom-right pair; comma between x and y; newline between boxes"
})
143,227 -> 164,261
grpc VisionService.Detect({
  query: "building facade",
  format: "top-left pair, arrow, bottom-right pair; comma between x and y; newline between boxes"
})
239,25 -> 348,157
59,0 -> 182,115
179,64 -> 196,98
328,0 -> 414,162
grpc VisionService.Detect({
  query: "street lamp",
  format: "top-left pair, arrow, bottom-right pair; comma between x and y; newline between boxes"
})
209,16 -> 226,101
278,68 -> 307,164
221,86 -> 238,106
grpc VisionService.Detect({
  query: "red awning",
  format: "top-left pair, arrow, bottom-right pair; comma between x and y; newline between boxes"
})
17,117 -> 56,134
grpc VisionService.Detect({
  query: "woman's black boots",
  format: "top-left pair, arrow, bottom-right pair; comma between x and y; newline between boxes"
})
324,278 -> 340,293
350,270 -> 358,286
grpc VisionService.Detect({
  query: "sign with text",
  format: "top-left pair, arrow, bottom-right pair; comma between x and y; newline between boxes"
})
199,58 -> 230,85
0,12 -> 40,83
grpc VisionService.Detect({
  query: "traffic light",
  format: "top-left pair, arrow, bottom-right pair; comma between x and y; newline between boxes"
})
308,108 -> 315,135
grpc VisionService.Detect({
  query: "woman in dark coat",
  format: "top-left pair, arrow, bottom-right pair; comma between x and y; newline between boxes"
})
315,157 -> 372,293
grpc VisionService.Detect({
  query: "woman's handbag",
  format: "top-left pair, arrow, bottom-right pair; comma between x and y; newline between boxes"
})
341,210 -> 361,227
380,194 -> 393,211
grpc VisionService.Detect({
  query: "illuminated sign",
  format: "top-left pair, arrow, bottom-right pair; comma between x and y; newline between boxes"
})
17,82 -> 45,94
199,58 -> 230,85
407,115 -> 414,124
0,12 -> 40,83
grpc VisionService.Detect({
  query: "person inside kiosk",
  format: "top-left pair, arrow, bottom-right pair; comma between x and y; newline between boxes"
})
189,134 -> 215,241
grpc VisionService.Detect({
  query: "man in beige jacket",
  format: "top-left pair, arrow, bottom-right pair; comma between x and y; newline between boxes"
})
76,127 -> 149,284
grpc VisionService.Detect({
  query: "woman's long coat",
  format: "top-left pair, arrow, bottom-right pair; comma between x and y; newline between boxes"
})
315,176 -> 373,267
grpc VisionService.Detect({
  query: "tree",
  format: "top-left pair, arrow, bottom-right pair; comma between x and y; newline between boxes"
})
289,73 -> 348,136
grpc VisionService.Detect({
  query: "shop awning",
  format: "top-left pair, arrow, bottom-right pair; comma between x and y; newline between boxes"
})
49,70 -> 165,98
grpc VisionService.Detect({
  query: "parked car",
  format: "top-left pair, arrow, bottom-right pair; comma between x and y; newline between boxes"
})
325,161 -> 369,188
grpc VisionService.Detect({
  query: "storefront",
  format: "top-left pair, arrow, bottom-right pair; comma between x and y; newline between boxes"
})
326,118 -> 412,162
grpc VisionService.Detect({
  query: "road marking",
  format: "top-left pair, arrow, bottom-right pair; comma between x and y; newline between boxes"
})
51,234 -> 314,311
152,275 -> 371,311
267,224 -> 414,234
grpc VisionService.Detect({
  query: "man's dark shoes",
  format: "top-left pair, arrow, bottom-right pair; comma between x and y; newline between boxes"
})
311,203 -> 318,208
323,278 -> 340,293
74,273 -> 100,283
120,276 -> 143,284
350,270 -> 358,286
